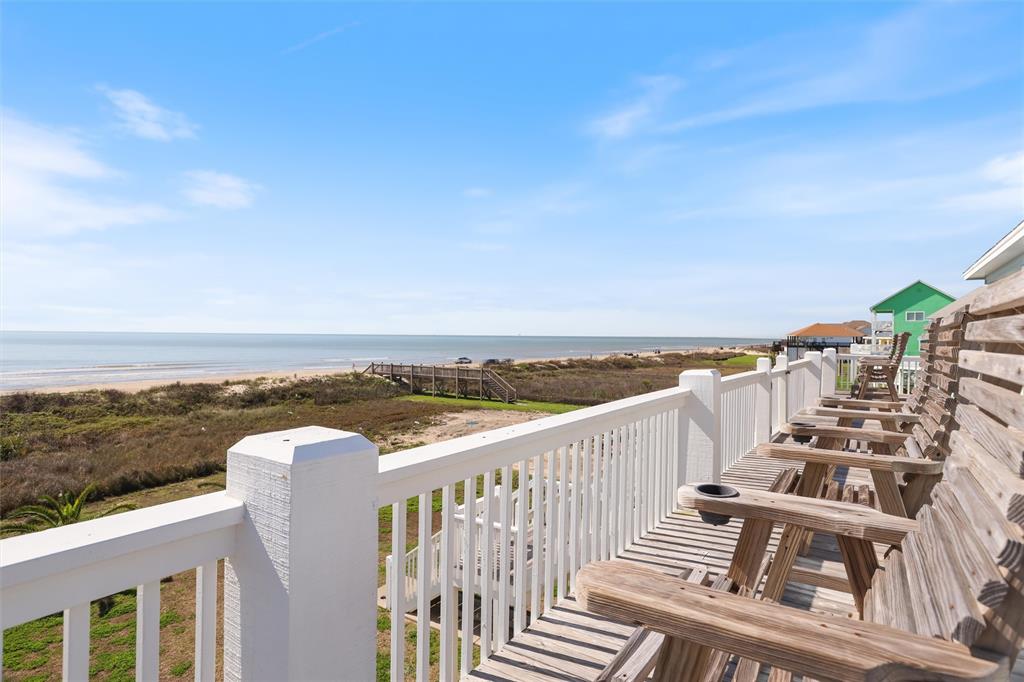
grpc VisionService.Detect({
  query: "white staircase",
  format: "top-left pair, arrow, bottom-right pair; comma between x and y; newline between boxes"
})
384,481 -> 560,614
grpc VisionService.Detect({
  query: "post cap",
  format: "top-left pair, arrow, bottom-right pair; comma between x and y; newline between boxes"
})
229,426 -> 376,465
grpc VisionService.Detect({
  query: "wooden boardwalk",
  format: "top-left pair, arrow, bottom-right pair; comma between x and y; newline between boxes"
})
365,362 -> 518,402
470,449 -> 1023,681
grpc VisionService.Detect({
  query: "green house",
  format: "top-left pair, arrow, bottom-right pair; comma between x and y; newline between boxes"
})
870,281 -> 955,356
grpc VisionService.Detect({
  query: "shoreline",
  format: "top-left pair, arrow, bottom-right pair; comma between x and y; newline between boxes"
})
1,345 -> 764,395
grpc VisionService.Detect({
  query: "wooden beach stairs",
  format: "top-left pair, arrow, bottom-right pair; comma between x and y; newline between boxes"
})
365,362 -> 519,403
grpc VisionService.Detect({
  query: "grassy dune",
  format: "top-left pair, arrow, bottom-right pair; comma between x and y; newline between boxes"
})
0,374 -> 448,514
491,351 -> 760,404
0,352 -> 762,514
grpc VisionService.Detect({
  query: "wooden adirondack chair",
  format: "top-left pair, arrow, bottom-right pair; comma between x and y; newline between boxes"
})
813,330 -> 918,414
586,286 -> 984,680
577,269 -> 1024,681
783,322 -> 958,457
769,302 -> 970,518
850,331 -> 911,401
593,470 -> 792,682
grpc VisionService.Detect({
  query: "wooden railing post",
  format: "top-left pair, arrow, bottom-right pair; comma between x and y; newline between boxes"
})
805,351 -> 823,404
678,369 -> 722,484
754,357 -> 773,443
821,348 -> 837,397
223,426 -> 378,681
775,354 -> 789,422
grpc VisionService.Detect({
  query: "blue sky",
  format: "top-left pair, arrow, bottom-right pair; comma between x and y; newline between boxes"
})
2,2 -> 1022,337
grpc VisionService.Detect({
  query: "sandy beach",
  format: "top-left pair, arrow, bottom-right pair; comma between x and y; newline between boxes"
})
2,344 -> 764,395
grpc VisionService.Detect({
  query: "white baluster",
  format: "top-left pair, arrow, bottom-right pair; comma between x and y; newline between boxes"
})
416,492 -> 432,681
195,562 -> 217,682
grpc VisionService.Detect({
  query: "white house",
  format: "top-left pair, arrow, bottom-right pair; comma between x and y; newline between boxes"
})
963,218 -> 1024,283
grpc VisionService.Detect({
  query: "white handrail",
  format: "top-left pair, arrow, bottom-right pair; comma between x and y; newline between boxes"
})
1,492 -> 243,629
377,385 -> 691,505
720,369 -> 762,387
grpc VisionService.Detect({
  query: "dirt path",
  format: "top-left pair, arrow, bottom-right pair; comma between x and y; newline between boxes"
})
383,408 -> 551,450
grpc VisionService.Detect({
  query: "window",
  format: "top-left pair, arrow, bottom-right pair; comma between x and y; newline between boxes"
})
906,311 -> 925,322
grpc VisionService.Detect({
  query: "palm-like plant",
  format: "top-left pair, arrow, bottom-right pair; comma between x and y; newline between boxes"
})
1,483 -> 136,536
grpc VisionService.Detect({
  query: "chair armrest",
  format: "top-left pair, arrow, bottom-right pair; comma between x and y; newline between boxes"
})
805,406 -> 920,423
677,485 -> 917,544
818,396 -> 904,410
756,443 -> 943,475
780,422 -> 909,445
576,562 -> 996,682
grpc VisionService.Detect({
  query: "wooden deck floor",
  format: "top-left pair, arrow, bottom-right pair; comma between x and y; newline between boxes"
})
469,450 -> 1023,681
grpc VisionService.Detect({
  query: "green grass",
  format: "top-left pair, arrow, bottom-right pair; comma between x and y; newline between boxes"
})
400,394 -> 580,414
718,354 -> 766,368
170,660 -> 193,677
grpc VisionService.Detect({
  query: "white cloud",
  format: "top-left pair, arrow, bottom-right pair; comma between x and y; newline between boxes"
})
463,187 -> 492,198
461,241 -> 508,253
942,151 -> 1024,213
182,170 -> 259,209
98,86 -> 197,141
0,111 -> 173,236
662,4 -> 1015,132
2,112 -> 110,178
587,75 -> 682,139
282,22 -> 360,55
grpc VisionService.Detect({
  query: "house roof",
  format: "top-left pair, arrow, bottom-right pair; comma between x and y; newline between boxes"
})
963,219 -> 1024,281
843,319 -> 872,333
787,322 -> 866,338
870,280 -> 955,312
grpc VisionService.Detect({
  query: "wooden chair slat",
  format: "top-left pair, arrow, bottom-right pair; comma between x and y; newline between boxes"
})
965,316 -> 1024,343
914,505 -> 988,645
955,403 -> 1024,478
959,377 -> 1024,431
949,430 -> 1024,528
900,534 -> 948,638
927,486 -> 1010,611
939,468 -> 1024,573
967,268 -> 1024,315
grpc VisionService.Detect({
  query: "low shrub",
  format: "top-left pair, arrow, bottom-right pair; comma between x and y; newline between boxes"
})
0,434 -> 26,461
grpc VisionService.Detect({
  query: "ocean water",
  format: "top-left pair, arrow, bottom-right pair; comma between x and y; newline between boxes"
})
0,331 -> 771,391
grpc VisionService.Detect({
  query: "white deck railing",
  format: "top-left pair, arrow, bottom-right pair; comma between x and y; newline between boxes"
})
1,493 -> 242,681
836,353 -> 920,396
0,349 -> 908,681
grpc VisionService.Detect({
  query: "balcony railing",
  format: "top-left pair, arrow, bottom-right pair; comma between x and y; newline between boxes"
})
836,352 -> 920,395
0,349 -> 914,681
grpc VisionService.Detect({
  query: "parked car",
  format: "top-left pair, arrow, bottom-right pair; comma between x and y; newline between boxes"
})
455,357 -> 472,364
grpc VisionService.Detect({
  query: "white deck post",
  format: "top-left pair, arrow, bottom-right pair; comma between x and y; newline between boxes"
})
806,351 -> 823,403
754,357 -> 773,443
678,369 -> 722,484
821,348 -> 837,398
775,354 -> 789,422
223,426 -> 378,681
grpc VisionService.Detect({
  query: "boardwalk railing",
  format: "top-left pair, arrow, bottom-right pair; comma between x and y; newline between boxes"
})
0,349 -> 904,681
366,362 -> 519,402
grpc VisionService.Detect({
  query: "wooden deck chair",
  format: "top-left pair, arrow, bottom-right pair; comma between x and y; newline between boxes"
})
594,469 -> 793,682
814,330 -> 917,413
770,301 -> 972,519
577,269 -> 1024,681
849,331 -> 911,401
785,321 -> 959,456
